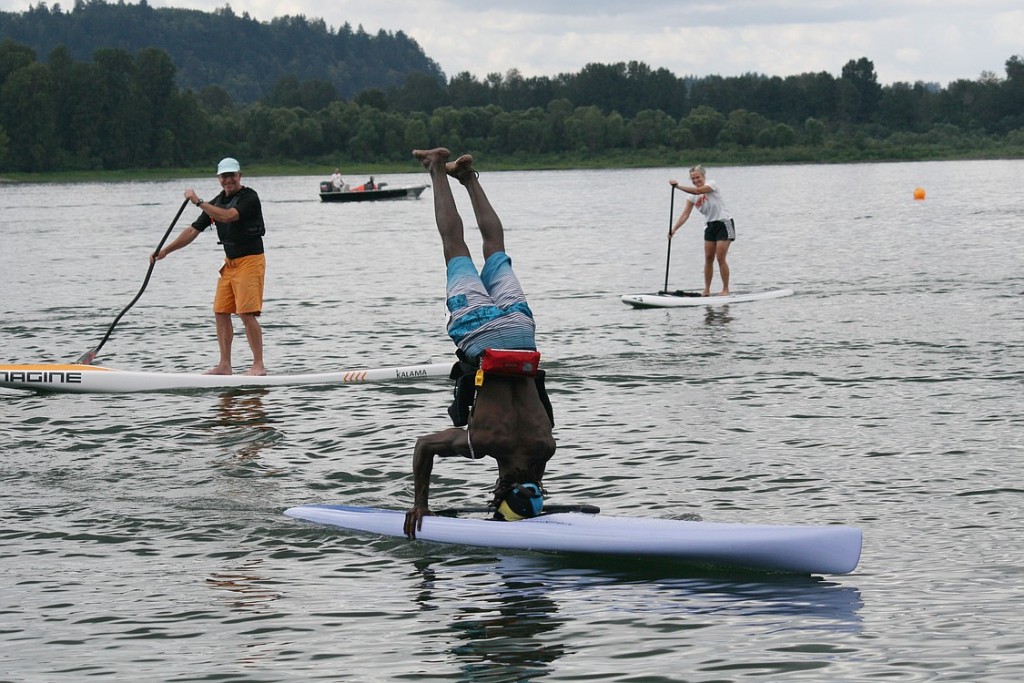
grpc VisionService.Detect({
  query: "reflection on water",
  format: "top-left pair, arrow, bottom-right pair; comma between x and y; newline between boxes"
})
217,387 -> 270,427
413,557 -> 566,682
206,557 -> 282,610
213,388 -> 282,463
408,552 -> 862,681
505,554 -> 864,629
205,558 -> 285,669
3,162 -> 1023,681
704,305 -> 733,326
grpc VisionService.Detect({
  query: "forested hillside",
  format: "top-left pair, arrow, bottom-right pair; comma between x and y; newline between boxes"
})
1,1 -> 1022,174
0,0 -> 444,101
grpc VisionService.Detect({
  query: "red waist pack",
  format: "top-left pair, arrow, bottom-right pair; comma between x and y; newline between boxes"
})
480,348 -> 541,377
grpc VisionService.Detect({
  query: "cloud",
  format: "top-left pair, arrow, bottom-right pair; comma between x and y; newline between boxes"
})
2,0 -> 1021,85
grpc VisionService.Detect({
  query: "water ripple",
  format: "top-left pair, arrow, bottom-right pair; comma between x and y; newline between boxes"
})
3,163 -> 1024,681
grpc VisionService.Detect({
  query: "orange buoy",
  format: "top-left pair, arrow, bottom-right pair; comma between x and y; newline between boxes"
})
913,187 -> 926,200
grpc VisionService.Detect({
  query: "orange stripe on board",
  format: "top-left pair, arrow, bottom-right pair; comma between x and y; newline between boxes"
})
0,364 -> 113,372
341,371 -> 367,382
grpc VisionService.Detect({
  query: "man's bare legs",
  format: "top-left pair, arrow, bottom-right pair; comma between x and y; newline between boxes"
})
413,148 -> 471,262
239,313 -> 266,376
446,155 -> 505,258
414,148 -> 506,259
205,312 -> 266,375
207,312 -> 235,375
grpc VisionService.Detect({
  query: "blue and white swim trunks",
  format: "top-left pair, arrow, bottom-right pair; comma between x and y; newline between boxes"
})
445,251 -> 536,359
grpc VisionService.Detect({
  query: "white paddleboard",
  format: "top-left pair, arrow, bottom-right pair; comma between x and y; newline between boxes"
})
284,504 -> 862,575
0,362 -> 450,394
621,288 -> 794,308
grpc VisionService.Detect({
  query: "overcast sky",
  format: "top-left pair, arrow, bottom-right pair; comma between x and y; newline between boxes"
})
4,0 -> 1022,86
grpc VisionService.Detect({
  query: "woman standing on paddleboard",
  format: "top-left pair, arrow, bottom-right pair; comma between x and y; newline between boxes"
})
668,165 -> 735,297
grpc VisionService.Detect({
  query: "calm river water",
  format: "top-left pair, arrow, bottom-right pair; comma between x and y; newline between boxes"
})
2,159 -> 1022,682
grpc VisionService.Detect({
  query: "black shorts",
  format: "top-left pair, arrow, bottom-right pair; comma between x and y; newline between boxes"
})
704,219 -> 736,242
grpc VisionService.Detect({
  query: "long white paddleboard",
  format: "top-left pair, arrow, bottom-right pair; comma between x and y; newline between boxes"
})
284,504 -> 862,575
0,362 -> 450,394
621,288 -> 794,308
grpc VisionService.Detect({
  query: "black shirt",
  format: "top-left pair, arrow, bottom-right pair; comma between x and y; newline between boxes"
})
192,186 -> 265,259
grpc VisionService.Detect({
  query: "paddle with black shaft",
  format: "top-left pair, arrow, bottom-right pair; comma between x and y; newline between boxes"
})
659,185 -> 675,295
436,504 -> 601,517
660,184 -> 701,297
75,198 -> 191,365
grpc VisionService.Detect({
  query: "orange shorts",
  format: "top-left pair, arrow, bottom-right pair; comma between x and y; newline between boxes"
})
214,253 -> 265,315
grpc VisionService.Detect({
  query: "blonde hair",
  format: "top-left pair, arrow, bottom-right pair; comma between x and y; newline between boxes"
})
689,164 -> 706,176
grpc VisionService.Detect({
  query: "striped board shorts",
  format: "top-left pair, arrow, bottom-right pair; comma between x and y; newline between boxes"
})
445,252 -> 536,359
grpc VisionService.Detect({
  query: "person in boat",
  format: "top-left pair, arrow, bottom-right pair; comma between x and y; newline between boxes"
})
330,168 -> 347,191
404,147 -> 556,540
151,157 -> 268,376
668,165 -> 736,296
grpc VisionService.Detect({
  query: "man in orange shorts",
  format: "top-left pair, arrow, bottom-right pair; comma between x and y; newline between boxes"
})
152,157 -> 267,375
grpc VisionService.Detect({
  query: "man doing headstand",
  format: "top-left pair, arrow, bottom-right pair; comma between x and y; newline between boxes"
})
403,148 -> 556,540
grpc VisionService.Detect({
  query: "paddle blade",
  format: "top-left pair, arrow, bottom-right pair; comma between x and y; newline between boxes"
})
76,347 -> 98,365
70,198 -> 190,366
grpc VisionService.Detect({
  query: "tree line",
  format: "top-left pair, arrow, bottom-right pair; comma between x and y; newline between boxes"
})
0,0 -> 444,102
1,38 -> 1023,172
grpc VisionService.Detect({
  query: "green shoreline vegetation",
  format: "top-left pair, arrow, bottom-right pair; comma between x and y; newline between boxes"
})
2,5 -> 1023,183
4,140 -> 1023,185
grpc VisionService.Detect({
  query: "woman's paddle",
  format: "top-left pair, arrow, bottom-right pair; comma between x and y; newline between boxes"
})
76,198 -> 191,365
660,185 -> 675,294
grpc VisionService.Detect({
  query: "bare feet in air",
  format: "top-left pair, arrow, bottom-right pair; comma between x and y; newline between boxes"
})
412,147 -> 450,171
446,154 -> 476,183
